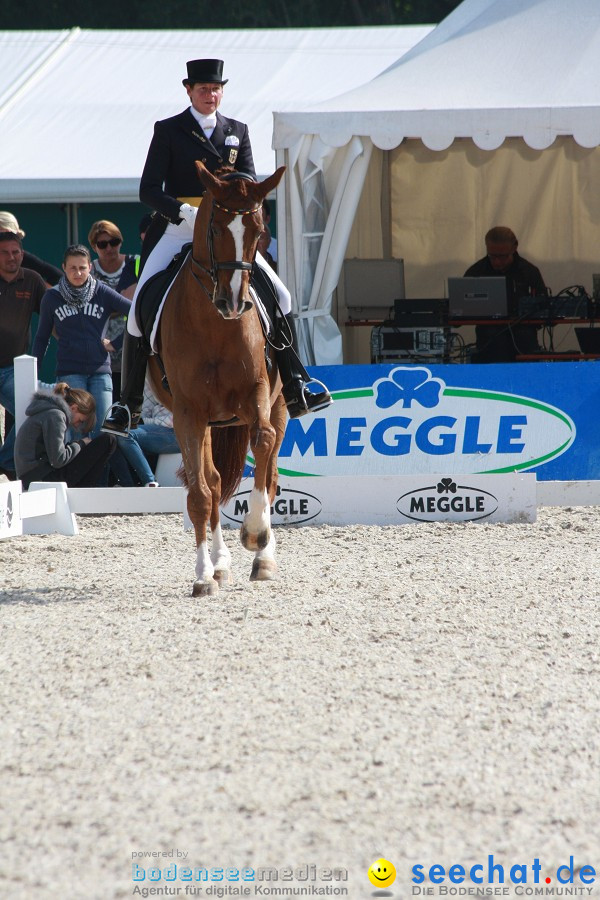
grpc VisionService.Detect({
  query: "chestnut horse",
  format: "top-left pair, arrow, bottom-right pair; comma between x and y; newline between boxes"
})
149,162 -> 287,596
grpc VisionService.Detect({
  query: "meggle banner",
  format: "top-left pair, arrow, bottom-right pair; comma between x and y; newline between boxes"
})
221,474 -> 537,527
256,363 -> 600,482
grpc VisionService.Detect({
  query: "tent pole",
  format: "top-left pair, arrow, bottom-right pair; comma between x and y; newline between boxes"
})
382,150 -> 392,259
66,203 -> 79,245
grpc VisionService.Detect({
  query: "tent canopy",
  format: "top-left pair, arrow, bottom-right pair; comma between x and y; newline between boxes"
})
0,25 -> 432,203
273,0 -> 600,152
271,0 -> 600,367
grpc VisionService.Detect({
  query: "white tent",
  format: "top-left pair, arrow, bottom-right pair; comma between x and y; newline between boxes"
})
272,0 -> 600,365
0,25 -> 432,203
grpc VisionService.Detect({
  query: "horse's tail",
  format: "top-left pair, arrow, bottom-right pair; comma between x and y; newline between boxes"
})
211,425 -> 250,505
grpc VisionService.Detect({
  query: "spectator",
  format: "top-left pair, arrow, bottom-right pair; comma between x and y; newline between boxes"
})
113,378 -> 179,486
32,244 -> 131,439
88,219 -> 137,293
14,382 -> 116,489
0,231 -> 47,479
257,225 -> 276,272
0,211 -> 62,287
112,214 -> 152,304
89,220 -> 138,401
465,226 -> 547,363
261,199 -> 278,265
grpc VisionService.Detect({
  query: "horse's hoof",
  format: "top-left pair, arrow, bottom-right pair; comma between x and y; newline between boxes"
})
192,579 -> 219,597
250,558 -> 278,581
213,569 -> 233,586
240,524 -> 271,552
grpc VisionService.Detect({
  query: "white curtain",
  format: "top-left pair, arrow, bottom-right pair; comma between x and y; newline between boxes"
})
278,135 -> 373,365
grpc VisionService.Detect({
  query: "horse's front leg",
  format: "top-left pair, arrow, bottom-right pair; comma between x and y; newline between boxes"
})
240,383 -> 276,554
204,432 -> 232,586
250,393 -> 287,581
177,416 -> 218,597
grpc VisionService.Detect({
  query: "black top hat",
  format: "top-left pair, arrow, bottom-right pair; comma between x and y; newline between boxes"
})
183,59 -> 228,86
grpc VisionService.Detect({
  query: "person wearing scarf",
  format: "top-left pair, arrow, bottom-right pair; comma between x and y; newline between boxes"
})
32,244 -> 132,439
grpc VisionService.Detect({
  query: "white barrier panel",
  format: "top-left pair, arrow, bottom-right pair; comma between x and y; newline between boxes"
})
214,473 -> 537,528
154,453 -> 183,487
14,354 -> 38,431
0,481 -> 78,538
67,486 -> 185,515
537,480 -> 600,507
1,481 -> 184,539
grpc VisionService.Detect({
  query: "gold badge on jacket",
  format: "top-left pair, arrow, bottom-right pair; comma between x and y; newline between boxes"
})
229,148 -> 238,164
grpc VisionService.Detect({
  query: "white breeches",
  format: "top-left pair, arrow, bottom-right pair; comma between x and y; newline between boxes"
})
127,218 -> 291,337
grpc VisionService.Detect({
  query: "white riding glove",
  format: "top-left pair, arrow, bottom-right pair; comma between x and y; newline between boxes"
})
179,203 -> 197,228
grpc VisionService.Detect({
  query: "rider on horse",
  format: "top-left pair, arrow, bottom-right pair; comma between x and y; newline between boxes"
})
102,58 -> 332,437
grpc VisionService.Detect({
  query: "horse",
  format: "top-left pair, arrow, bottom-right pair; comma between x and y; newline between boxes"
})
148,162 -> 288,597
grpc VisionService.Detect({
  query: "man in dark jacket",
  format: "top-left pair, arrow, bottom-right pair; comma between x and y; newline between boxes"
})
465,226 -> 547,363
0,232 -> 47,477
103,58 -> 331,437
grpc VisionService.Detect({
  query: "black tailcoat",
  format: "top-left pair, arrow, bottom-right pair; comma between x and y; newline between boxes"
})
139,108 -> 256,223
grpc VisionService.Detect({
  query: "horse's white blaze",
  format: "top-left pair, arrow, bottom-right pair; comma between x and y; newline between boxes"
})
195,541 -> 214,581
228,217 -> 245,304
210,523 -> 232,572
245,486 -> 271,534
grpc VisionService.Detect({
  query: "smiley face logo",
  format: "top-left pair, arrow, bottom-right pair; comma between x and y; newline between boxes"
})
368,858 -> 396,888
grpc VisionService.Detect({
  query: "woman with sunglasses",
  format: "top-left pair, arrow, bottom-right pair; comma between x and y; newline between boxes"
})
102,57 -> 331,438
32,244 -> 131,439
89,220 -> 139,403
89,219 -> 140,298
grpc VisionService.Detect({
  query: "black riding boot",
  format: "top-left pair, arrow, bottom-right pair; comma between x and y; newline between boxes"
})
276,313 -> 332,418
101,332 -> 150,437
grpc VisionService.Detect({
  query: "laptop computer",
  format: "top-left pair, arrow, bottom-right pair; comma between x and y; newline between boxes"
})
447,276 -> 508,319
575,327 -> 600,355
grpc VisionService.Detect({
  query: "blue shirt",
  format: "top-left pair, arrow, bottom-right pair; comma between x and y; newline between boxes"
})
33,280 -> 131,377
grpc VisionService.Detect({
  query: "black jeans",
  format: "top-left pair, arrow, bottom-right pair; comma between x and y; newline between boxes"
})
28,434 -> 117,489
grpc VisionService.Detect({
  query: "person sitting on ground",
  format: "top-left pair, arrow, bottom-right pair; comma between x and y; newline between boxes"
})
0,211 -> 62,287
14,383 -> 116,489
464,225 -> 547,363
32,244 -> 131,439
0,231 -> 47,479
101,57 -> 331,439
113,378 -> 180,487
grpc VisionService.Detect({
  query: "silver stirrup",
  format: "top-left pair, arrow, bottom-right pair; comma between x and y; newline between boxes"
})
302,378 -> 333,410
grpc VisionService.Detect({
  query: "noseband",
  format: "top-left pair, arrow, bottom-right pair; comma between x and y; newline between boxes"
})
190,172 -> 262,296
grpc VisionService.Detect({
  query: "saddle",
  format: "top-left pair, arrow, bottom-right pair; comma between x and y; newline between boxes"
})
135,243 -> 192,345
135,243 -> 278,351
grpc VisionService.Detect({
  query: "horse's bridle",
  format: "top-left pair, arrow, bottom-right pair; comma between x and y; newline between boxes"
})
189,172 -> 262,298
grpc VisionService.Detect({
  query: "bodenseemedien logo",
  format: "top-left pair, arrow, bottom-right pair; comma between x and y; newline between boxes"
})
130,861 -> 349,896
